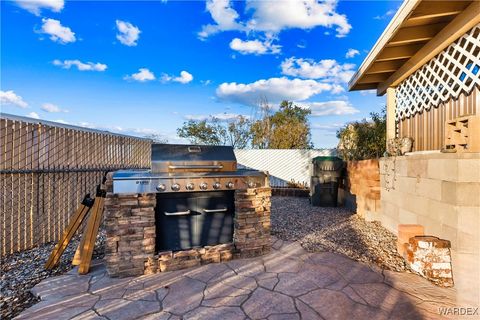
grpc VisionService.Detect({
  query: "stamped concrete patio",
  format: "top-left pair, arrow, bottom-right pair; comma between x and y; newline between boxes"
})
16,237 -> 459,320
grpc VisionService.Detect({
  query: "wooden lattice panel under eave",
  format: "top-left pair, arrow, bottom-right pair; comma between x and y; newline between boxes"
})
396,24 -> 480,120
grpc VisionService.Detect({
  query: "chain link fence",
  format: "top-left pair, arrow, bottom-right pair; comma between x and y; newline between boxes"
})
0,114 -> 151,256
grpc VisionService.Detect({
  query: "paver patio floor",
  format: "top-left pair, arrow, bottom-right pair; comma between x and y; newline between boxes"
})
16,237 -> 460,320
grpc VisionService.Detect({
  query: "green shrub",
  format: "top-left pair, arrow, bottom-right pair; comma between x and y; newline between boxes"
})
336,107 -> 386,160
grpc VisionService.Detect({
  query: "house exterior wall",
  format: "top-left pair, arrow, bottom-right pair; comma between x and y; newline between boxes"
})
394,24 -> 480,152
379,152 -> 480,306
398,87 -> 479,151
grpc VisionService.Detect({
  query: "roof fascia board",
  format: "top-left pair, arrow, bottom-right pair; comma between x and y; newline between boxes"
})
348,0 -> 422,92
377,1 -> 480,95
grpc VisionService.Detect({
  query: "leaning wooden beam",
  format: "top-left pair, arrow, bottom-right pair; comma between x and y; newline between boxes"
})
71,235 -> 85,266
45,194 -> 94,269
78,188 -> 106,274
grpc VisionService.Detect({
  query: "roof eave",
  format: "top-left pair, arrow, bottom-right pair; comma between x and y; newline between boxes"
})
348,0 -> 422,94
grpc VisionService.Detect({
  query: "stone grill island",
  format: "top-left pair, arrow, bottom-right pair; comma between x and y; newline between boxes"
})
103,144 -> 271,277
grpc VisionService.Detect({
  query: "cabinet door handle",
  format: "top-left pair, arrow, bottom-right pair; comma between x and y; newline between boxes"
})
164,210 -> 191,216
203,208 -> 228,213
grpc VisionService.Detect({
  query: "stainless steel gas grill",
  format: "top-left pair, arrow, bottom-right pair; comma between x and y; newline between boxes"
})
112,144 -> 268,252
113,144 -> 267,194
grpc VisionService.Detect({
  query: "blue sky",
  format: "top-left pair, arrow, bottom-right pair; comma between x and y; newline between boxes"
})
1,0 -> 400,148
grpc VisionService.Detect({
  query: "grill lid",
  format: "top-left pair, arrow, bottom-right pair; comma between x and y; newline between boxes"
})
151,144 -> 237,173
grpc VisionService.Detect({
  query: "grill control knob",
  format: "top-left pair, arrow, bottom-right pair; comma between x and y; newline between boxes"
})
248,181 -> 257,188
156,184 -> 166,192
171,183 -> 181,191
186,183 -> 195,190
226,182 -> 234,189
213,182 -> 221,190
200,182 -> 208,190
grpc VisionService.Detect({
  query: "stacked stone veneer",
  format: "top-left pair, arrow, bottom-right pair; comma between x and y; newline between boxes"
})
104,187 -> 271,277
104,193 -> 156,277
234,188 -> 271,258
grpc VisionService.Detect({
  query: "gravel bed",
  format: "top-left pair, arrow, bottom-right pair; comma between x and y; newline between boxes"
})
0,229 -> 105,319
271,196 -> 408,272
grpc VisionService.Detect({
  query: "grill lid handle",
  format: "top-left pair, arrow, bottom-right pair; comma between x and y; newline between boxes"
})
164,210 -> 191,216
188,146 -> 201,153
203,208 -> 228,213
168,165 -> 224,170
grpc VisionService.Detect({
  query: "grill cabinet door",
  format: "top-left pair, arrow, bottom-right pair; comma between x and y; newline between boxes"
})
156,194 -> 197,251
196,191 -> 234,247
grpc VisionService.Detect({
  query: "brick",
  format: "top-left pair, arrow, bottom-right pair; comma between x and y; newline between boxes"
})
398,224 -> 425,243
439,203 -> 458,229
456,183 -> 480,207
405,235 -> 453,287
403,193 -> 429,217
457,159 -> 480,183
427,159 -> 458,181
456,231 -> 479,254
416,216 -> 442,239
407,159 -> 428,178
415,178 -> 442,201
456,206 -> 480,236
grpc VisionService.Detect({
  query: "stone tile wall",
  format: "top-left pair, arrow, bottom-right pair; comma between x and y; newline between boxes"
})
104,187 -> 271,277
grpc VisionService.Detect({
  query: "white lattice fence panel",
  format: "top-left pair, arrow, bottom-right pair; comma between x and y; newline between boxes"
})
396,24 -> 480,120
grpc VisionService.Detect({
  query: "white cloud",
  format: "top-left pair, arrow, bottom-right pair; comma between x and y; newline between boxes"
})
229,37 -> 281,55
311,122 -> 345,135
161,71 -> 193,84
39,18 -> 76,44
116,20 -> 141,46
374,9 -> 396,20
41,102 -> 68,113
245,0 -> 351,38
53,59 -> 107,71
299,100 -> 360,116
185,113 -> 249,121
198,0 -> 244,39
124,68 -> 156,82
14,0 -> 64,16
201,80 -> 212,86
27,112 -> 40,119
0,90 -> 28,108
199,0 -> 351,39
345,48 -> 360,59
281,57 -> 355,83
216,77 -> 343,106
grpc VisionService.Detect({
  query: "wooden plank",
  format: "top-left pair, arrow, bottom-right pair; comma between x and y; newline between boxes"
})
388,23 -> 445,46
405,1 -> 469,25
72,242 -> 83,266
45,197 -> 92,269
386,88 -> 397,145
78,195 -> 104,274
